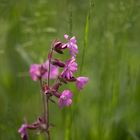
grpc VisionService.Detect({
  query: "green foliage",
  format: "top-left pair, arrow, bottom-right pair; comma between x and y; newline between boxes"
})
0,0 -> 140,140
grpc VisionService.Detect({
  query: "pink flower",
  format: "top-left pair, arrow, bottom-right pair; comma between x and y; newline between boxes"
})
18,124 -> 28,140
29,61 -> 59,81
61,57 -> 78,79
76,77 -> 89,90
29,64 -> 42,81
64,34 -> 78,57
58,90 -> 73,108
42,60 -> 59,79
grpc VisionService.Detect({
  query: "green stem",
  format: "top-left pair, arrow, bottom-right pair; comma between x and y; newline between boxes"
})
46,48 -> 53,140
39,79 -> 46,122
47,48 -> 53,87
39,79 -> 48,139
46,96 -> 50,140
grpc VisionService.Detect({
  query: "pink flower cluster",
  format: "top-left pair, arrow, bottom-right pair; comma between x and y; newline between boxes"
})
29,34 -> 88,108
18,34 -> 88,140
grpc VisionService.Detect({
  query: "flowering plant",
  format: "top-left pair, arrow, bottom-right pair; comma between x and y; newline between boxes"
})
18,34 -> 88,140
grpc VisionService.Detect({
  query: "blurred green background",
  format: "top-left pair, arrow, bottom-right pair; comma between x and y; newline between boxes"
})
0,0 -> 140,140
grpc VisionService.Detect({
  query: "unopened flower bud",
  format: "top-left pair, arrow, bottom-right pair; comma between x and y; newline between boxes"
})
51,59 -> 65,67
52,91 -> 60,98
66,77 -> 76,82
53,41 -> 62,49
52,82 -> 62,91
53,40 -> 67,54
54,49 -> 64,54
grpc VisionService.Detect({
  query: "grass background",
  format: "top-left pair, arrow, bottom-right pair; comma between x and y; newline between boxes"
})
0,0 -> 140,139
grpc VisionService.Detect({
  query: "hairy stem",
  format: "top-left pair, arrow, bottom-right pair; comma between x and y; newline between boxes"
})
39,79 -> 50,140
39,79 -> 47,123
48,48 -> 53,87
46,48 -> 53,140
46,96 -> 50,140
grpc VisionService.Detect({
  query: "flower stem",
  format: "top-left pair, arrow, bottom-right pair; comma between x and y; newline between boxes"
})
48,48 -> 53,87
46,48 -> 53,140
46,96 -> 50,140
39,79 -> 47,123
39,79 -> 50,140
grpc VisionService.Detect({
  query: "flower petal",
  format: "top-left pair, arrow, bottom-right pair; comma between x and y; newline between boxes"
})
76,77 -> 89,90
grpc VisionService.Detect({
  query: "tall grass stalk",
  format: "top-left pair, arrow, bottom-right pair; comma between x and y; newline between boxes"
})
69,1 -> 94,140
